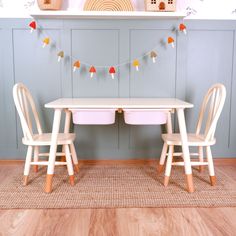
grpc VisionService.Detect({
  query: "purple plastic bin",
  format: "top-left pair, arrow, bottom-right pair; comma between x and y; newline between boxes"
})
70,109 -> 116,125
123,109 -> 167,125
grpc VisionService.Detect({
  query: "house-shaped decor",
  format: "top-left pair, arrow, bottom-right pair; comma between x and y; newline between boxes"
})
145,0 -> 176,12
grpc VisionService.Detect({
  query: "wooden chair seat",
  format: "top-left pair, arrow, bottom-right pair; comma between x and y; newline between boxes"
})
22,133 -> 76,146
162,133 -> 216,146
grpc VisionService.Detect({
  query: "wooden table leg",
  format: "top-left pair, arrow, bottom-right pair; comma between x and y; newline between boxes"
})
61,109 -> 72,162
158,111 -> 173,173
176,108 -> 194,193
64,109 -> 72,133
64,110 -> 79,172
45,108 -> 62,193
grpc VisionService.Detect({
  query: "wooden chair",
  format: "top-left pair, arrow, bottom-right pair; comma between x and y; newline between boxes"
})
13,83 -> 79,186
159,83 -> 226,187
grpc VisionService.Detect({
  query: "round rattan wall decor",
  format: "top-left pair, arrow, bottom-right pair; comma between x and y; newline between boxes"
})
83,0 -> 134,11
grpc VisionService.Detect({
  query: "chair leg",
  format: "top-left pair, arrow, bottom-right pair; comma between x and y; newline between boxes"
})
45,174 -> 54,193
157,142 -> 168,174
33,146 -> 39,173
70,143 -> 79,173
206,146 -> 216,186
65,144 -> 75,186
198,146 -> 204,172
23,146 -> 33,186
164,145 -> 174,187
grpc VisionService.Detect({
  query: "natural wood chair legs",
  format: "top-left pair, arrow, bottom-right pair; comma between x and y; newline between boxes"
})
23,175 -> 29,186
199,166 -> 204,173
186,174 -> 194,193
74,164 -> 80,173
161,145 -> 215,192
69,175 -> 75,186
163,145 -> 173,187
158,142 -> 168,174
33,166 -> 39,173
45,174 -> 54,193
163,176 -> 169,187
23,143 -> 78,193
164,173 -> 195,194
210,176 -> 216,186
61,156 -> 66,162
157,164 -> 164,174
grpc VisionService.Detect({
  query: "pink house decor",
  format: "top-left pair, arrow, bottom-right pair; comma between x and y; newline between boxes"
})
37,0 -> 62,10
145,0 -> 176,12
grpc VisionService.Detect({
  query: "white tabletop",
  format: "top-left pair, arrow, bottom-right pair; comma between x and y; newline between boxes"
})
45,98 -> 193,109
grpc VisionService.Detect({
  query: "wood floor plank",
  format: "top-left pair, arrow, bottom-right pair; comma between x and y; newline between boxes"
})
1,208 -> 236,236
0,164 -> 236,236
0,209 -> 92,236
0,210 -> 41,236
34,209 -> 92,236
88,209 -> 117,236
196,208 -> 236,236
116,208 -> 221,236
116,208 -> 166,236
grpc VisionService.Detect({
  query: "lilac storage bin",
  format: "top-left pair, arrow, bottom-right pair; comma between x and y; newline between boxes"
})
123,109 -> 167,125
70,109 -> 116,125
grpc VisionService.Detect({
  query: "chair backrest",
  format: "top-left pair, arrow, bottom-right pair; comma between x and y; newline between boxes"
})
195,83 -> 226,142
13,83 -> 43,141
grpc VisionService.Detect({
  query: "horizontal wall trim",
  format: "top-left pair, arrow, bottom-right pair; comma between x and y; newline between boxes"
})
1,158 -> 235,166
0,19 -> 236,30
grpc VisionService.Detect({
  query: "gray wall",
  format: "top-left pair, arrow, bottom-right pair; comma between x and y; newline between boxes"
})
0,18 -> 235,160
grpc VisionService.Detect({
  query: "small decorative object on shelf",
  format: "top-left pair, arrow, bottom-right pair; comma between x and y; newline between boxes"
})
145,0 -> 176,12
84,0 -> 134,11
37,0 -> 62,10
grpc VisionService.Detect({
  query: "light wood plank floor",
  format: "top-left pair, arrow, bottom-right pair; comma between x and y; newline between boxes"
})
0,163 -> 236,236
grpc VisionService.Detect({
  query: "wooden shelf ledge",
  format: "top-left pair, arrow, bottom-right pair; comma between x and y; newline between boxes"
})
30,10 -> 186,19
